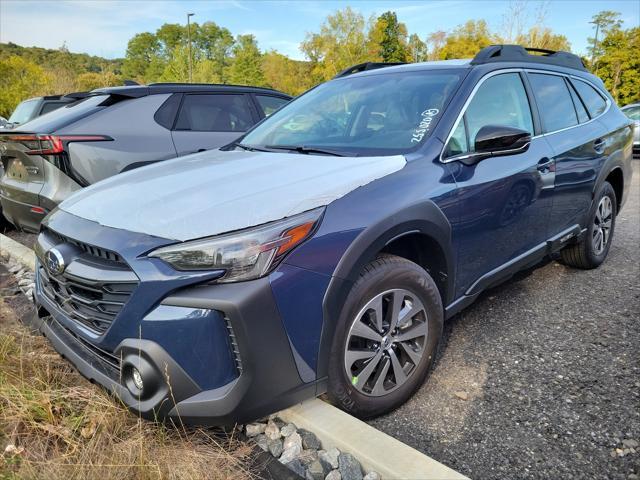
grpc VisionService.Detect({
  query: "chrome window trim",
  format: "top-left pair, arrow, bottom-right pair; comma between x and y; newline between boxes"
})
440,68 -> 612,164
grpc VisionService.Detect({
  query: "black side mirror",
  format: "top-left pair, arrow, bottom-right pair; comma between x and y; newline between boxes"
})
474,125 -> 531,156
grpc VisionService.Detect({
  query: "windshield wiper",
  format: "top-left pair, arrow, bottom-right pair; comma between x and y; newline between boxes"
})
233,142 -> 272,152
265,145 -> 349,157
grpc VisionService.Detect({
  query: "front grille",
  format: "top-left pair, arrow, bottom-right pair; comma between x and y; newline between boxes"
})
43,227 -> 124,264
38,262 -> 138,334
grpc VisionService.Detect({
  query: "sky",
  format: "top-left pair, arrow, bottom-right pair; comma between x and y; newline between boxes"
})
1,0 -> 638,61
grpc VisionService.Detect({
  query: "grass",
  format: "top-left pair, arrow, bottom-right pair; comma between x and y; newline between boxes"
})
0,268 -> 253,480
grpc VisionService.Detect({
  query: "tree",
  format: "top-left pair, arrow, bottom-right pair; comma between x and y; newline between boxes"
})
426,31 -> 447,60
0,55 -> 48,117
156,23 -> 185,58
587,11 -> 622,68
195,21 -> 235,82
263,51 -> 314,95
301,7 -> 375,81
438,20 -> 493,59
407,34 -> 428,63
369,11 -> 410,62
225,35 -> 265,86
122,32 -> 163,81
75,71 -> 121,91
596,26 -> 639,105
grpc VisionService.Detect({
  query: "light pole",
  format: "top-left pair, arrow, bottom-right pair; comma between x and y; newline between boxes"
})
187,13 -> 194,83
590,19 -> 601,74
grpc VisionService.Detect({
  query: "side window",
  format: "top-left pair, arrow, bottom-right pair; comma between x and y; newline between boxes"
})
572,79 -> 607,117
175,94 -> 253,132
256,95 -> 289,117
529,73 -> 578,132
154,93 -> 182,129
444,73 -> 532,157
624,107 -> 640,120
567,81 -> 590,123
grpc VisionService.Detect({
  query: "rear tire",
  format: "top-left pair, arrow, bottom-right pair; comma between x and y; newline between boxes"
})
560,181 -> 617,269
326,254 -> 443,419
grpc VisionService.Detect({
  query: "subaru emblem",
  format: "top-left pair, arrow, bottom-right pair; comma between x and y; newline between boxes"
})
46,248 -> 65,275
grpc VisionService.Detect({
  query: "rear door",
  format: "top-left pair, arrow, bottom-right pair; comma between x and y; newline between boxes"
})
171,93 -> 259,155
527,72 -> 609,236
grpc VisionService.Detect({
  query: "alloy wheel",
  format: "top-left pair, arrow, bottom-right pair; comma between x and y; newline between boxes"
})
593,195 -> 613,255
344,289 -> 428,397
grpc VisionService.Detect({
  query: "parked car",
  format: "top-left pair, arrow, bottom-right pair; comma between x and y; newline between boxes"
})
30,46 -> 633,425
4,95 -> 77,129
0,83 -> 291,232
621,102 -> 639,154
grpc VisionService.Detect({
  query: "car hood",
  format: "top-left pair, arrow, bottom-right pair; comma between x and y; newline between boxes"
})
59,149 -> 406,241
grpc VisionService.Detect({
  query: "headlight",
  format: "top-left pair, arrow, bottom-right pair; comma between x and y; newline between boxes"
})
148,208 -> 324,282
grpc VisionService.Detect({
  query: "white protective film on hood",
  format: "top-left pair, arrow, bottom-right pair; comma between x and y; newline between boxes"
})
60,149 -> 406,241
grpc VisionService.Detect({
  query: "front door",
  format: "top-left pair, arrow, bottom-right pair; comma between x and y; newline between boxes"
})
442,71 -> 555,298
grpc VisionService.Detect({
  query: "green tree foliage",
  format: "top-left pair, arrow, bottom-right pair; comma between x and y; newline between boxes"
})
369,11 -> 410,62
0,56 -> 48,117
587,11 -> 623,62
262,51 -> 314,95
595,26 -> 639,105
439,20 -> 494,59
225,35 -> 266,86
301,7 -> 376,82
408,34 -> 428,62
122,32 -> 162,81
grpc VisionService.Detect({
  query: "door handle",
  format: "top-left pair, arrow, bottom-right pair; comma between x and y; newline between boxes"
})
537,157 -> 553,172
593,138 -> 605,153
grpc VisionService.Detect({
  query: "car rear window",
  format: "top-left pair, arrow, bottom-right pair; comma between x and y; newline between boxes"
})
8,95 -> 109,133
528,73 -> 578,133
572,79 -> 607,118
174,94 -> 253,132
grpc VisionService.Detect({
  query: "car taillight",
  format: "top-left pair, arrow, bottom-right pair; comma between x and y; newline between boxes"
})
5,134 -> 111,155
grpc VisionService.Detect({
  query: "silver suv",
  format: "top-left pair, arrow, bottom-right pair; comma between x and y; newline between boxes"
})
0,83 -> 291,232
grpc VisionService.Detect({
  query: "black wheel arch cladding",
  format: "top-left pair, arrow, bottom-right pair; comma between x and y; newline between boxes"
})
317,199 -> 454,382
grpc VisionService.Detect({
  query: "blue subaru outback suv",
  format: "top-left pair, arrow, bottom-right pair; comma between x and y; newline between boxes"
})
31,46 -> 633,425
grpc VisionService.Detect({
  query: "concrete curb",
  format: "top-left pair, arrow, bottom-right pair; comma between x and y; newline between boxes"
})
279,398 -> 468,480
0,233 -> 35,270
1,232 -> 468,480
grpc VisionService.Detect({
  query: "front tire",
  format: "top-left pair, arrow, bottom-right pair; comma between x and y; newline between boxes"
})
560,181 -> 617,269
326,254 -> 443,419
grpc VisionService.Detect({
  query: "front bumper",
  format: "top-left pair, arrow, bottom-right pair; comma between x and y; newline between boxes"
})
32,210 -> 320,425
34,266 -> 317,425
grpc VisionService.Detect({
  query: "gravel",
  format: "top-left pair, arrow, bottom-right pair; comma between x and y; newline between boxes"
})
369,161 -> 640,479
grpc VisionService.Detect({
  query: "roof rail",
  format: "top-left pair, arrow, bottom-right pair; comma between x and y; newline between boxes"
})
148,82 -> 279,91
334,62 -> 406,79
471,45 -> 587,71
123,80 -> 140,86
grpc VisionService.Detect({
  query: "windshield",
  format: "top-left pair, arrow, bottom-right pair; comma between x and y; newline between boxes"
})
241,69 -> 463,156
8,99 -> 40,124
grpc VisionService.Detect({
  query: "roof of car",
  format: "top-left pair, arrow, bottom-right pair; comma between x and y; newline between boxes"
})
92,83 -> 291,98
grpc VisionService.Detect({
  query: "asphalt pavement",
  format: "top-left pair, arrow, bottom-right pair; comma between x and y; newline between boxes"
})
369,161 -> 640,480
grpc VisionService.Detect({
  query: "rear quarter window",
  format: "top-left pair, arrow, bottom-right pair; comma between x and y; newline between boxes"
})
256,95 -> 290,117
572,79 -> 607,117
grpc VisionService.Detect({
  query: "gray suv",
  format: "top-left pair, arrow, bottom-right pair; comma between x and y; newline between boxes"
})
0,84 -> 291,232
